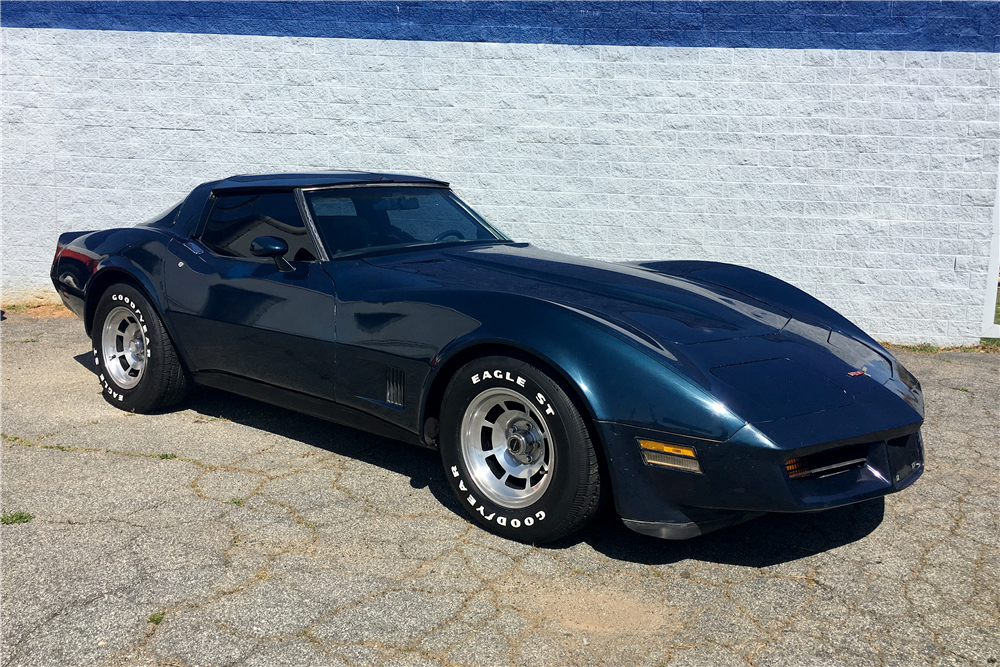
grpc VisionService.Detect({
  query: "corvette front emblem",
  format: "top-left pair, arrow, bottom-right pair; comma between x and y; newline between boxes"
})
848,367 -> 869,377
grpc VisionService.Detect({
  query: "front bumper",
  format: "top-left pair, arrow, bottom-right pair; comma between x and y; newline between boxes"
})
598,420 -> 924,539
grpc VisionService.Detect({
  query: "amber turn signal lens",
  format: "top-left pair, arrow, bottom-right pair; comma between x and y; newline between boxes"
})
785,457 -> 810,480
638,440 -> 697,458
638,440 -> 702,473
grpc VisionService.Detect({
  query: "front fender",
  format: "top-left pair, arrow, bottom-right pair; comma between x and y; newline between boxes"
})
428,294 -> 748,442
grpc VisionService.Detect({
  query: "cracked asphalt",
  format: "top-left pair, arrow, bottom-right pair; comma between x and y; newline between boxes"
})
1,312 -> 997,667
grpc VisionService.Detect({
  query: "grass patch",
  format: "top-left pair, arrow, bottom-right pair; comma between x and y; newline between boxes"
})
158,453 -> 176,460
891,342 -> 942,354
228,498 -> 245,507
1,304 -> 29,313
883,341 -> 1000,355
951,387 -> 970,392
193,415 -> 231,424
147,611 -> 165,625
1,511 -> 33,525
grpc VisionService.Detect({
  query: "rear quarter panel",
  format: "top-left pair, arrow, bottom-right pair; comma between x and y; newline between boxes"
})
53,227 -> 183,344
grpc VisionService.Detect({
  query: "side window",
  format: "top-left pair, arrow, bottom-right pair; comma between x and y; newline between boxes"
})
201,192 -> 318,262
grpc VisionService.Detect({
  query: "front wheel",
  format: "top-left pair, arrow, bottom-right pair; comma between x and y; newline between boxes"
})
439,356 -> 601,543
91,283 -> 189,413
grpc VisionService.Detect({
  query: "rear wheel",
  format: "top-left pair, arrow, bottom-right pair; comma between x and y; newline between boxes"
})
439,356 -> 601,543
91,284 -> 188,412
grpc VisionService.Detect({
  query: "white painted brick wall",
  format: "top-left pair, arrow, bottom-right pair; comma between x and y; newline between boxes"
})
2,28 -> 998,344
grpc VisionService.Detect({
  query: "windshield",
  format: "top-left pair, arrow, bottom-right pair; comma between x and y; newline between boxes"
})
303,187 -> 508,258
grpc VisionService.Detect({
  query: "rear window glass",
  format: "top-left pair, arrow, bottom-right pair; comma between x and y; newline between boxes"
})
139,200 -> 184,228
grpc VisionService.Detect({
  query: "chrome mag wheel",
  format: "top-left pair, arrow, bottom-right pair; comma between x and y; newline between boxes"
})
460,387 -> 555,509
101,306 -> 147,389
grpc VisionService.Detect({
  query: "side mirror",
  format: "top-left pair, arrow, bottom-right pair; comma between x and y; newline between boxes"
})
250,236 -> 294,272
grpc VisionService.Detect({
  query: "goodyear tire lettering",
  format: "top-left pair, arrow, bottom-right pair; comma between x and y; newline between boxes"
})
101,293 -> 150,399
451,467 -> 546,530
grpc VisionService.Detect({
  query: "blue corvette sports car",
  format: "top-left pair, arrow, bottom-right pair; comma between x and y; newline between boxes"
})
51,171 -> 925,543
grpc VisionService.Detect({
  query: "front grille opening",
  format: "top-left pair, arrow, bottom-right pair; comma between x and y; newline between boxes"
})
786,443 -> 871,480
887,434 -> 911,448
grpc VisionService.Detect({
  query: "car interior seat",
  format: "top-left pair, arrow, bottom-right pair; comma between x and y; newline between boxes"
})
320,216 -> 379,255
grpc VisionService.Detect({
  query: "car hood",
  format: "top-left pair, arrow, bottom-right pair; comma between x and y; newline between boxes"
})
367,244 -> 918,430
421,243 -> 793,345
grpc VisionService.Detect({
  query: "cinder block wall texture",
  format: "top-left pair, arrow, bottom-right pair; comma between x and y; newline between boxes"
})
2,2 -> 998,345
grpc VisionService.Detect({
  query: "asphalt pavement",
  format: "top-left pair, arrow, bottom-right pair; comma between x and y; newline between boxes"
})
1,311 -> 997,667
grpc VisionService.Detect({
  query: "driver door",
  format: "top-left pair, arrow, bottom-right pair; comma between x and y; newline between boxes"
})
165,190 -> 338,400
303,186 -> 490,432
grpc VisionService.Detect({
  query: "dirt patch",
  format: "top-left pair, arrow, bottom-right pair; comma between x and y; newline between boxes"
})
1,303 -> 75,319
503,580 -> 677,636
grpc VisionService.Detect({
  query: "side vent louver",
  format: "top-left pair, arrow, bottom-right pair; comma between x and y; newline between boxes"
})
386,367 -> 404,406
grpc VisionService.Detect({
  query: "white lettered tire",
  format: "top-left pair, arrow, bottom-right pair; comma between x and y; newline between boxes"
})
91,283 -> 189,413
439,355 -> 601,543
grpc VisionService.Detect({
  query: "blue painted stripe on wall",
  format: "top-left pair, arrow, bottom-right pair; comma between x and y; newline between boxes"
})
1,1 -> 997,52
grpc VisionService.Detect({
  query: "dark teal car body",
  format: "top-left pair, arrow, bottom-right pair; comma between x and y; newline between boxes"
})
51,171 -> 924,539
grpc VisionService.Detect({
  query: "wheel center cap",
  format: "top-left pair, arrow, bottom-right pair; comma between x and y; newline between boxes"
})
506,423 -> 541,465
129,338 -> 143,357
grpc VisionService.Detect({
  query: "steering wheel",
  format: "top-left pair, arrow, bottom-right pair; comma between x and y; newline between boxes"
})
432,229 -> 466,242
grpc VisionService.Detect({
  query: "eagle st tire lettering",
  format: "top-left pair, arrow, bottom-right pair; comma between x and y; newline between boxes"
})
471,370 -> 527,388
469,370 -> 556,417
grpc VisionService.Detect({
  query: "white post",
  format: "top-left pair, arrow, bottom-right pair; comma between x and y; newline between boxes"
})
983,150 -> 1000,338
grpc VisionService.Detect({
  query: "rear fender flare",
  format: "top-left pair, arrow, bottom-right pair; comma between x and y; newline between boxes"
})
84,258 -> 173,351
